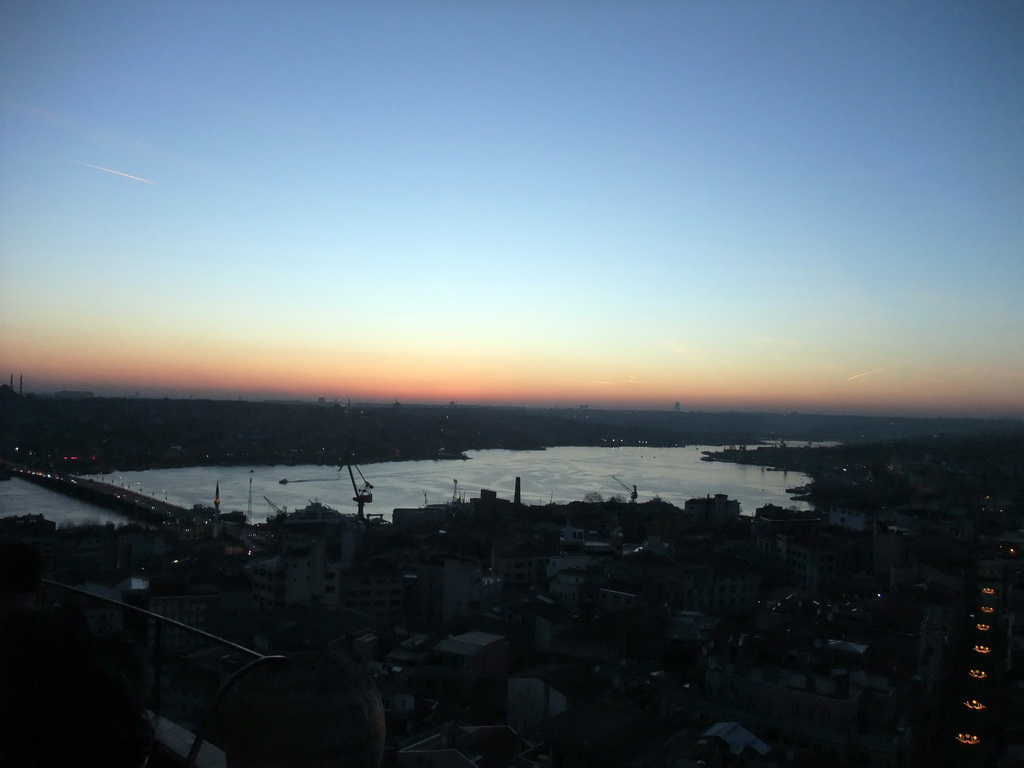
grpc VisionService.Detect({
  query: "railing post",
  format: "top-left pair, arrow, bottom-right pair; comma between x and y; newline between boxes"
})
153,616 -> 162,719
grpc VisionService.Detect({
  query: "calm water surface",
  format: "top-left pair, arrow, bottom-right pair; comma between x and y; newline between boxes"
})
1,447 -> 813,526
0,477 -> 131,526
19,446 -> 820,524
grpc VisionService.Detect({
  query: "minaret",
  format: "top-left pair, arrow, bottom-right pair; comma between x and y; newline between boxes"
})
215,481 -> 221,512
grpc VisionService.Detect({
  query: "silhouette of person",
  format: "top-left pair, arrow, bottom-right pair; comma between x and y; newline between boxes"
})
0,539 -> 154,768
0,537 -> 45,615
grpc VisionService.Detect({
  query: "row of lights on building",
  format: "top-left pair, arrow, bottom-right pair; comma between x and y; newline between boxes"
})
958,585 -> 998,747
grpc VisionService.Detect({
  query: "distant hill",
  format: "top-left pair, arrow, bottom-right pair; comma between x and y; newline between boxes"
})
1,387 -> 1020,472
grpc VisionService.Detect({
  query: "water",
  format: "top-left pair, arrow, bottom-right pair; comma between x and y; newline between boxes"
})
0,446 -> 813,526
0,477 -> 131,526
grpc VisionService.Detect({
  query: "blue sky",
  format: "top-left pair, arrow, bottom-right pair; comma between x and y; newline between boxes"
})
2,1 -> 1022,416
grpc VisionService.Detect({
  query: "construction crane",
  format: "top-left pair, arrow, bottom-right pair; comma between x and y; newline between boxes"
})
341,462 -> 373,520
263,496 -> 287,516
612,475 -> 638,503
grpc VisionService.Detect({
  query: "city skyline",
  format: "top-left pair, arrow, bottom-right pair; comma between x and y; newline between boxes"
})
2,2 -> 1023,418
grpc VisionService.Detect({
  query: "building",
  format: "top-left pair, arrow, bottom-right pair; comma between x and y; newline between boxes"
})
491,547 -> 550,587
250,541 -> 327,609
778,534 -> 837,597
829,507 -> 870,532
412,557 -> 503,622
417,631 -> 509,697
607,553 -> 761,615
684,494 -> 741,527
337,563 -> 406,620
549,567 -> 591,611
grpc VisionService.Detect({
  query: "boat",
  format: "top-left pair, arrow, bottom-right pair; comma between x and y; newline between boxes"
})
278,500 -> 345,525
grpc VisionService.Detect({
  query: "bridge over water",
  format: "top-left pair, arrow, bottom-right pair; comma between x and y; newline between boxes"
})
4,462 -> 191,525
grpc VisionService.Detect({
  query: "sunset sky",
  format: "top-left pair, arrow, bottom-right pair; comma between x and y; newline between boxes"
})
2,2 -> 1022,417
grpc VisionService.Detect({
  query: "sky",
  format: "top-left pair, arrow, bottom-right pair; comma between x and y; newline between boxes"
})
2,1 -> 1022,418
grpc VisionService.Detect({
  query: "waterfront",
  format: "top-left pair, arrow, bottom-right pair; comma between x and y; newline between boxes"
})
52,446 -> 813,524
0,476 -> 131,526
2,446 -> 814,526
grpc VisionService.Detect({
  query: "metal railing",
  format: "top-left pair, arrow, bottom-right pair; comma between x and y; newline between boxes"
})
42,580 -> 285,768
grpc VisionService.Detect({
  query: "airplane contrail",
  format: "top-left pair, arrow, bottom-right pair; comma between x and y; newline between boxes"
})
69,159 -> 156,184
847,367 -> 889,381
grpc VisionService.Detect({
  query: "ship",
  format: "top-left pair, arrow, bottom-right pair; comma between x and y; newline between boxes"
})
272,499 -> 346,525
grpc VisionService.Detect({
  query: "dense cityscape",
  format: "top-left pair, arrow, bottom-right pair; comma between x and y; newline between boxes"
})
4,3 -> 1023,767
1,388 -> 1023,767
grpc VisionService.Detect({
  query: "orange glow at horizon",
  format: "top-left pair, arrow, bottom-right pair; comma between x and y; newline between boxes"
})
3,2 -> 1024,431
4,328 -> 1024,416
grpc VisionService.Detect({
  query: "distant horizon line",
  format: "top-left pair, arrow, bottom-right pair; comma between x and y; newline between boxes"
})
4,385 -> 1021,423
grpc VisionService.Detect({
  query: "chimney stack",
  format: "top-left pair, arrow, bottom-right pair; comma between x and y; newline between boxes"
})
514,477 -> 521,506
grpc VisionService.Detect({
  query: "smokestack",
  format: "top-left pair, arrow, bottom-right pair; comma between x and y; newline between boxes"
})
19,375 -> 22,395
514,477 -> 521,506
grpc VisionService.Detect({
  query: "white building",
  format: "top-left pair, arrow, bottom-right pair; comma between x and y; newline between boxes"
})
829,507 -> 869,532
